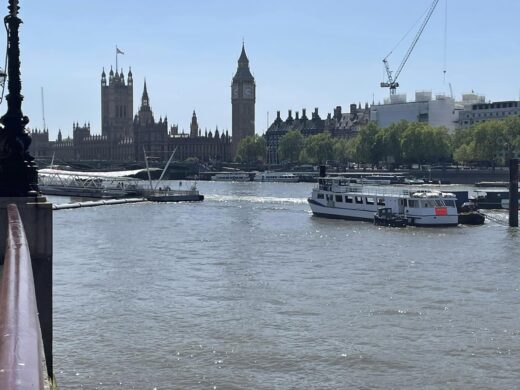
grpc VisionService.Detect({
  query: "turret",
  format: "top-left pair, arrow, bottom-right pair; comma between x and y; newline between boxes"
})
142,80 -> 149,107
101,68 -> 106,86
190,110 -> 199,138
128,67 -> 133,86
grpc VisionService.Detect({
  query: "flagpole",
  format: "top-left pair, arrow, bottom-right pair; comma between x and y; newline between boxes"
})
115,45 -> 118,73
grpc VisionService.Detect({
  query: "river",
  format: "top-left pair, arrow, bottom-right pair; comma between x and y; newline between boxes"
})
48,181 -> 520,389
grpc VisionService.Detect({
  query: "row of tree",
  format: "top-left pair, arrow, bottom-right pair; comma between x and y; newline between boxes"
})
235,116 -> 520,166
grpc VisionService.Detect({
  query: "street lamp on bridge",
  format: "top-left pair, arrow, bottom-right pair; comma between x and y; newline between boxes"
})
0,0 -> 38,197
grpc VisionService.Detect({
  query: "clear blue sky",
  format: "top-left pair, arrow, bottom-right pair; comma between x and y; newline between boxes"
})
11,0 -> 520,140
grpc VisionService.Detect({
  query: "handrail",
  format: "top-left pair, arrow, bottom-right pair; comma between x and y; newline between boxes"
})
0,204 -> 46,389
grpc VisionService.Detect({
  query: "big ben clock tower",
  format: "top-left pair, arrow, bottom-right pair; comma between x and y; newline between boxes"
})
231,43 -> 255,158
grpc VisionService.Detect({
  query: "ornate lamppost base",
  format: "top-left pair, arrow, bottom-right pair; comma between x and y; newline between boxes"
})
0,158 -> 38,196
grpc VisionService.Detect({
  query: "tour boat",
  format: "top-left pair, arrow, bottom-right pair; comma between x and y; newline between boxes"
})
308,176 -> 459,227
253,171 -> 299,183
211,172 -> 251,181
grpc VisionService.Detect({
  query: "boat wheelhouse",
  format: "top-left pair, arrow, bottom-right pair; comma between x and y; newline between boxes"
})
308,177 -> 458,227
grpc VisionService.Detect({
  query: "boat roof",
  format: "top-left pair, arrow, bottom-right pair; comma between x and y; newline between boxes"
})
39,168 -> 148,180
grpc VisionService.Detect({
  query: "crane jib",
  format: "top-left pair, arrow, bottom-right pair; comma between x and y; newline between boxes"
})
381,0 -> 440,95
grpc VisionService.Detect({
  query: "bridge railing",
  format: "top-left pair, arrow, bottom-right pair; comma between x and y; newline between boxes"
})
0,203 -> 50,389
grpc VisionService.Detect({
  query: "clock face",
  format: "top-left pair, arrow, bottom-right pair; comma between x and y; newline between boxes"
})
232,86 -> 239,98
244,85 -> 253,98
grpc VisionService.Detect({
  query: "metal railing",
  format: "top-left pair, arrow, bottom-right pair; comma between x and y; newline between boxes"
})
0,204 -> 49,389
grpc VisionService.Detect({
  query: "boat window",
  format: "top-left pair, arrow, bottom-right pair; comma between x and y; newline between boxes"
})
355,196 -> 363,204
335,195 -> 343,202
422,201 -> 431,208
444,200 -> 455,207
408,199 -> 418,208
377,198 -> 385,206
317,193 -> 324,199
365,197 -> 375,205
345,196 -> 353,203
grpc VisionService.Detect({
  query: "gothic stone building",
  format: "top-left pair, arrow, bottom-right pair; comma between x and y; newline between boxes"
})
28,45 -> 261,163
265,103 -> 370,164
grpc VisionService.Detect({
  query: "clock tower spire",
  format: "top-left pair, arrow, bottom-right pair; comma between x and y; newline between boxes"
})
231,43 -> 255,159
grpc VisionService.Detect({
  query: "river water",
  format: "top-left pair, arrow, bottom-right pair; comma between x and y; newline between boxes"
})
49,182 -> 520,389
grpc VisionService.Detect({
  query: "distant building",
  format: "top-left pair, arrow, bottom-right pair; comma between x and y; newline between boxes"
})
265,103 -> 370,164
101,67 -> 134,140
457,93 -> 520,128
231,44 -> 255,158
30,53 -> 237,163
370,91 -> 459,132
133,81 -> 169,161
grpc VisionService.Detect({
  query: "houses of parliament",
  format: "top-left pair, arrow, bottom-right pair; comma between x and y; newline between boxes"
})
29,44 -> 256,164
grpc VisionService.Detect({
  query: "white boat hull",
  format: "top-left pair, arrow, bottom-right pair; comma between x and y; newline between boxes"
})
308,199 -> 458,227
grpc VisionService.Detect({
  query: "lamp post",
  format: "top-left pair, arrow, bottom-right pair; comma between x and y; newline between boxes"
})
0,0 -> 38,197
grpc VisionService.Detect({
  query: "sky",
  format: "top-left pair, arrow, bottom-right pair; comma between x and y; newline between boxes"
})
9,0 -> 520,140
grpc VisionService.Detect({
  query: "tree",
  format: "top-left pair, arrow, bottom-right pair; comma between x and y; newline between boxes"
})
472,120 -> 505,168
235,135 -> 266,164
422,126 -> 451,163
453,142 -> 475,165
353,122 -> 381,165
400,122 -> 427,164
299,133 -> 334,164
501,116 -> 520,161
278,130 -> 303,163
376,121 -> 407,166
333,138 -> 354,164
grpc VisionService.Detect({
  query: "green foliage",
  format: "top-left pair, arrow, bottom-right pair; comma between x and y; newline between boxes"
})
453,142 -> 475,164
278,130 -> 303,163
401,124 -> 451,164
376,121 -> 407,165
353,122 -> 380,164
235,135 -> 266,164
333,138 -> 355,163
446,116 -> 520,166
275,115 -> 520,167
299,133 -> 334,164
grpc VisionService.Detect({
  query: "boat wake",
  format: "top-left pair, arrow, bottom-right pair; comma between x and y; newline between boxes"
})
205,194 -> 307,205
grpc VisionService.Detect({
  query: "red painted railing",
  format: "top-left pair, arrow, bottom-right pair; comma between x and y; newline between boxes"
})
0,204 -> 46,389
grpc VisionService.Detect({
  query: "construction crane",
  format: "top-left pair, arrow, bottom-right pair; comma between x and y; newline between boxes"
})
380,0 -> 439,95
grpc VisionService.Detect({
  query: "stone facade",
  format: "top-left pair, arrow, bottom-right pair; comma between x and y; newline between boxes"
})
29,64 -> 232,163
231,44 -> 255,158
457,100 -> 520,129
101,67 -> 133,140
265,103 -> 370,164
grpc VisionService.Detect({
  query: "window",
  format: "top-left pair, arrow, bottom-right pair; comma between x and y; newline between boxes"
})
444,200 -> 455,207
317,193 -> 324,199
355,196 -> 363,204
335,195 -> 343,202
377,198 -> 385,206
408,199 -> 418,208
345,196 -> 353,203
366,197 -> 375,205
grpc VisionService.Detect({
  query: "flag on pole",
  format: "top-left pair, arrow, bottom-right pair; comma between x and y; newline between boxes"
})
116,47 -> 125,55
